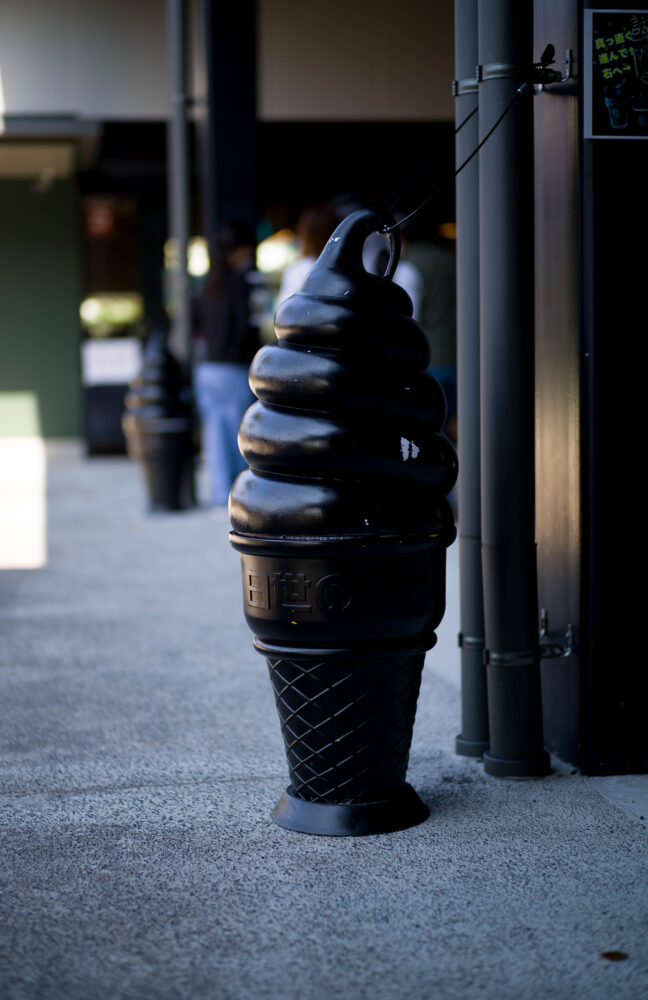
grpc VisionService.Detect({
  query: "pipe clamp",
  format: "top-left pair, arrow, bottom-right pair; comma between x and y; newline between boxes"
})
458,632 -> 485,650
452,78 -> 478,96
476,63 -> 518,83
484,648 -> 538,667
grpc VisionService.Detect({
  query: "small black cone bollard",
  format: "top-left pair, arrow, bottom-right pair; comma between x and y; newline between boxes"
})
229,209 -> 457,836
122,328 -> 196,512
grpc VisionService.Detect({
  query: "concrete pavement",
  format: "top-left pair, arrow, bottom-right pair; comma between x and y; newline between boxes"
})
1,441 -> 647,1000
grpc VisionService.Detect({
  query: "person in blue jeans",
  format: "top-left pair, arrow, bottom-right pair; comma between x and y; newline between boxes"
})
193,222 -> 260,505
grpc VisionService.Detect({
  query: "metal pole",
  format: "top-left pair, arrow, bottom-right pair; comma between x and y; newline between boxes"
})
477,0 -> 549,777
166,0 -> 191,366
199,0 -> 217,255
198,0 -> 257,254
454,0 -> 489,758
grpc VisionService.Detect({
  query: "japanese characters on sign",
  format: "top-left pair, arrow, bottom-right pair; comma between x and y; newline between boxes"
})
586,10 -> 648,138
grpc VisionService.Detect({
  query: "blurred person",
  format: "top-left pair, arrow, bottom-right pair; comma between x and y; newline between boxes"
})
192,221 -> 260,505
276,202 -> 338,304
402,217 -> 457,440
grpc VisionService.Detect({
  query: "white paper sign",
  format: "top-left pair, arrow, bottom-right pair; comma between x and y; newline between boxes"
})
81,338 -> 142,386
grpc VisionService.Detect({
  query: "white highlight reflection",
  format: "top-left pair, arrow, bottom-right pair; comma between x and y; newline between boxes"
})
0,438 -> 47,569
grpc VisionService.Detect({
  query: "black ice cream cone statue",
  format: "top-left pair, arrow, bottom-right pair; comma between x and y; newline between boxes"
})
229,209 -> 457,836
123,328 -> 196,512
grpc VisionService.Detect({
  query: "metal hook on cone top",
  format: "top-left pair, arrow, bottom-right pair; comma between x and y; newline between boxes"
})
309,208 -> 401,283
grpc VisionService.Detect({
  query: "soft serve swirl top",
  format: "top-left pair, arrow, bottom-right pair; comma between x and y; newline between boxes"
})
230,209 -> 458,539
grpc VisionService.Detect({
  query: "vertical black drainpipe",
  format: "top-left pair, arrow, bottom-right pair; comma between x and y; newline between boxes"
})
455,0 -> 489,758
166,0 -> 192,367
477,0 -> 549,778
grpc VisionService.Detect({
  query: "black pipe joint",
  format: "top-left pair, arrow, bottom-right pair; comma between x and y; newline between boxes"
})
230,210 -> 458,835
122,329 -> 196,511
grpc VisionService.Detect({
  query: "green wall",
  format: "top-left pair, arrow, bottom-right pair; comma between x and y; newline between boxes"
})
0,178 -> 82,437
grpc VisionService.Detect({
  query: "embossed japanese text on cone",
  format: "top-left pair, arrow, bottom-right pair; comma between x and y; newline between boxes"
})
229,209 -> 457,835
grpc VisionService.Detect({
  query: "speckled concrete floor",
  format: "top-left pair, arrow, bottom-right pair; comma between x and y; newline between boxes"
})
1,443 -> 647,1000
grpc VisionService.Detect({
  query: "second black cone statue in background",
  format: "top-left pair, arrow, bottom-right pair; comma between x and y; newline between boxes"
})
123,328 -> 196,512
229,209 -> 457,835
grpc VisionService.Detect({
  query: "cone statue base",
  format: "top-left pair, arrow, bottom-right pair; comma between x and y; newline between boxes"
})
272,783 -> 429,837
257,640 -> 430,835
